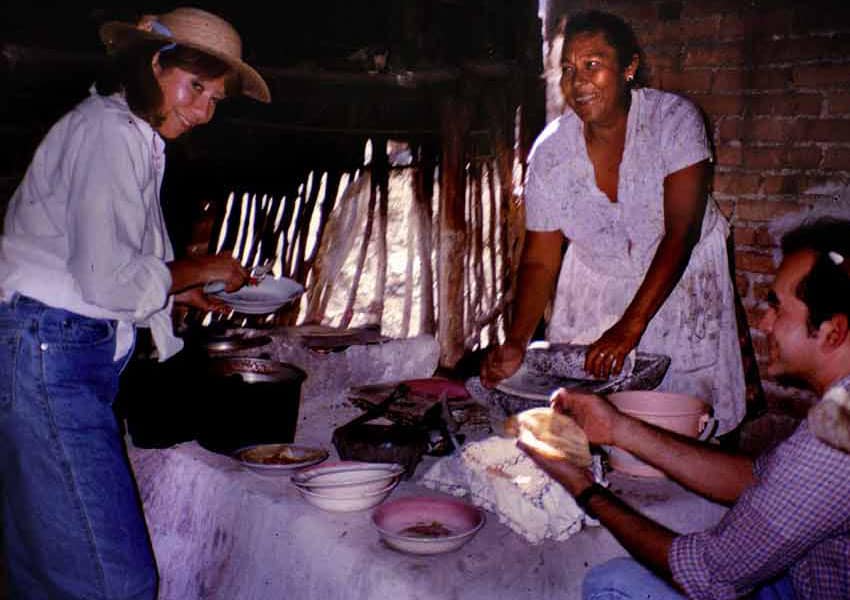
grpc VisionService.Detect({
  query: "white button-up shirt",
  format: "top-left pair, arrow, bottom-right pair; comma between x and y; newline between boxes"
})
1,90 -> 183,360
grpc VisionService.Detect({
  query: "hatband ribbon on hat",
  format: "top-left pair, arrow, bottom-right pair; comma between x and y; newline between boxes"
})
150,20 -> 177,51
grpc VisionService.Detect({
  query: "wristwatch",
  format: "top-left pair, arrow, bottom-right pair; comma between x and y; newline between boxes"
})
574,482 -> 607,519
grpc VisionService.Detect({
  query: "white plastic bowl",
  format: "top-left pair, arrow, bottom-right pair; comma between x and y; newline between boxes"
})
372,496 -> 484,555
295,479 -> 399,512
291,462 -> 404,495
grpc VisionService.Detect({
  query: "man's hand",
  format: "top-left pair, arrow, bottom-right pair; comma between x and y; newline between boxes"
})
517,438 -> 594,496
550,389 -> 622,446
480,341 -> 525,388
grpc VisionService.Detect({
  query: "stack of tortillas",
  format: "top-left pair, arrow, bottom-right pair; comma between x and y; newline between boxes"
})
504,407 -> 592,468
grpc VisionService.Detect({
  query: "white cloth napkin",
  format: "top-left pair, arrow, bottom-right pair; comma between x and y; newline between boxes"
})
418,436 -> 592,544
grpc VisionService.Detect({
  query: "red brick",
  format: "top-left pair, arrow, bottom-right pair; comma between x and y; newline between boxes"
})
610,2 -> 657,23
761,175 -> 800,195
786,147 -> 823,170
794,64 -> 850,88
716,199 -> 735,219
743,118 -> 797,143
793,7 -> 850,35
734,200 -> 804,221
795,119 -> 850,142
716,144 -> 743,167
717,14 -> 749,40
827,93 -> 850,115
735,273 -> 750,296
742,147 -> 784,170
753,7 -> 795,37
799,176 -> 848,197
745,146 -> 822,171
644,48 -> 679,72
717,118 -> 743,141
681,0 -> 750,19
823,148 -> 850,170
680,17 -> 720,40
683,45 -> 746,68
749,94 -> 822,117
733,225 -> 773,247
751,68 -> 792,91
640,21 -> 683,45
713,172 -> 761,195
694,94 -> 746,116
712,69 -> 752,93
752,281 -> 773,303
751,333 -> 769,358
736,251 -> 777,274
659,69 -> 713,93
754,37 -> 843,64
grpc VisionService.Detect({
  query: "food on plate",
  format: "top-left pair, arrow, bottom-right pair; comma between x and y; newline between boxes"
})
400,521 -> 454,538
237,445 -> 320,465
504,407 -> 592,467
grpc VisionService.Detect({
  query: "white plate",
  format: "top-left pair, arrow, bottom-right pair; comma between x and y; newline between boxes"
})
214,277 -> 304,314
233,444 -> 328,473
292,462 -> 405,494
295,479 -> 399,512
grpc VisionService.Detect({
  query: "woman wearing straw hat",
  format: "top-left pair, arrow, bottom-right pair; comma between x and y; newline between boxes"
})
0,8 -> 269,598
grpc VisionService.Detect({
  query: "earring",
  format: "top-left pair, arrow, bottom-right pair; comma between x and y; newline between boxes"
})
626,74 -> 634,83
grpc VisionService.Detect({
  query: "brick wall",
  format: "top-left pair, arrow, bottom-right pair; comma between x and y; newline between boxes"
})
544,0 -> 850,406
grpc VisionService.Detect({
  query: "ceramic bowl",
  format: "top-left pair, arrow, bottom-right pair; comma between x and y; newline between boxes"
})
233,444 -> 328,474
372,496 -> 484,555
607,391 -> 715,477
294,478 -> 399,512
291,462 -> 404,496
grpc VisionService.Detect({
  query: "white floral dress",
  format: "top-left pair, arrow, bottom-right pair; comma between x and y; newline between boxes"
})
524,88 -> 745,434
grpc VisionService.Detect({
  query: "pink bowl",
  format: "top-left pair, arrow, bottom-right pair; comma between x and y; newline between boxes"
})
607,391 -> 714,477
372,496 -> 484,555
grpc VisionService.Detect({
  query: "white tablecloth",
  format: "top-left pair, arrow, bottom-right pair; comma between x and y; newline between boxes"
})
129,331 -> 727,599
130,442 -> 727,600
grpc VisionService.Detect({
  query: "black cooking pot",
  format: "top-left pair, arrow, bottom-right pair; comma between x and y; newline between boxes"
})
196,358 -> 307,455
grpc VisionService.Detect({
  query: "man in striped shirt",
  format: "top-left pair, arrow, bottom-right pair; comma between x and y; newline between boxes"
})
520,217 -> 850,600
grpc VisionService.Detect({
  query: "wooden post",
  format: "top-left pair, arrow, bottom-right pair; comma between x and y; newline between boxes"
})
414,143 -> 437,335
437,96 -> 469,368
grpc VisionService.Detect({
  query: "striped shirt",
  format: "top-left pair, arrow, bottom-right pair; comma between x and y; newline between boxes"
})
670,378 -> 850,599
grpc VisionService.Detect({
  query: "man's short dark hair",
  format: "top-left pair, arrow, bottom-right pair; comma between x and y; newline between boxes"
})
781,217 -> 850,332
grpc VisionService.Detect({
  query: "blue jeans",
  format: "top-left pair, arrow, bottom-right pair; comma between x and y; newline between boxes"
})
0,295 -> 157,599
583,557 -> 796,600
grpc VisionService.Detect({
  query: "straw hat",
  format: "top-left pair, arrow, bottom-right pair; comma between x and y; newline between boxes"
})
99,7 -> 270,103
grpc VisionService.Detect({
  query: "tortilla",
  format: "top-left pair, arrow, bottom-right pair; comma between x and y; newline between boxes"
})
504,407 -> 592,468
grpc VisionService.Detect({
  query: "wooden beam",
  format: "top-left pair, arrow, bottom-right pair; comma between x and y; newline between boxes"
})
437,96 -> 469,368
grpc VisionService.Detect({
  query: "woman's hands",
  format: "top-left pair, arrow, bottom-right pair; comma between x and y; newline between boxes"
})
168,253 -> 249,295
173,287 -> 230,314
480,340 -> 526,388
197,254 -> 250,293
584,314 -> 646,378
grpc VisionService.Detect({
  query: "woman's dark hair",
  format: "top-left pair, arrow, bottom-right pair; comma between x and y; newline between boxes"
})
781,217 -> 850,333
96,41 -> 240,127
562,10 -> 648,88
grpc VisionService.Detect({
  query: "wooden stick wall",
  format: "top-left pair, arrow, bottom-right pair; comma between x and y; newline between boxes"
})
196,117 -> 525,368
